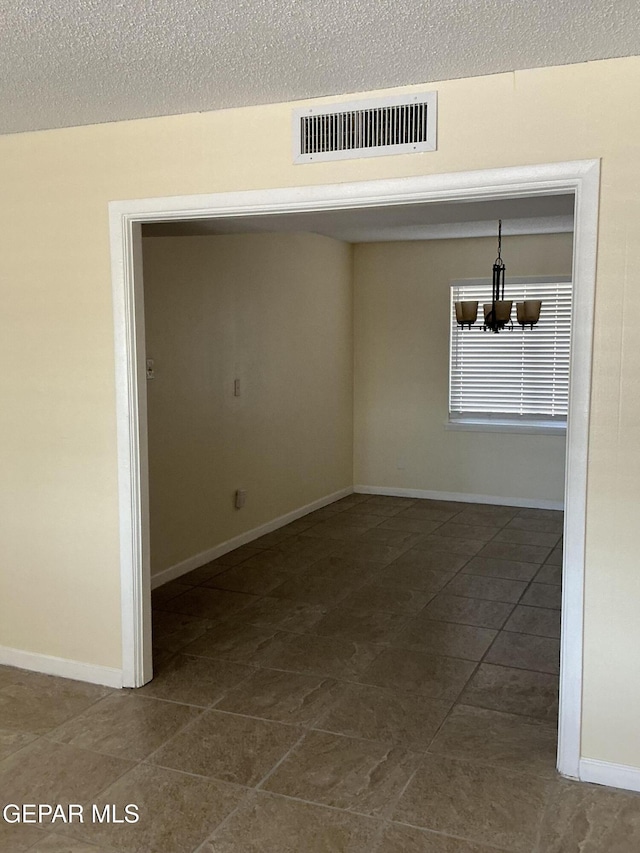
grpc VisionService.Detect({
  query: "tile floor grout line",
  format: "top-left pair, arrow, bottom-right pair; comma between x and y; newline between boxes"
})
457,654 -> 562,692
530,772 -> 562,853
382,642 -> 493,664
189,787 -> 257,853
29,829 -> 121,853
384,610 -> 511,632
191,783 -> 423,853
473,569 -> 559,676
252,728 -> 310,792
138,756 -> 256,790
40,702 -> 208,766
0,731 -> 48,766
135,704 -> 217,768
306,721 -> 444,751
427,520 -> 523,710
438,655 -> 483,716
389,816 -> 519,852
420,586 -> 554,735
422,751 -> 557,785
65,752 -> 150,832
438,581 -> 531,606
380,752 -> 424,825
170,704 -> 317,730
158,612 -> 557,681
478,619 -> 516,668
216,660 -> 472,704
364,817 -> 390,853
457,696 -> 559,724
394,746 -> 557,788
25,686 -> 118,743
164,653 -> 381,688
54,762 -> 253,850
424,725 -> 558,771
138,672 -> 471,801
498,626 -> 561,640
175,622 -> 542,679
221,786 -> 396,823
206,664 -> 270,711
140,661 -> 257,712
57,835 -> 122,853
224,580 -> 540,612
118,688 -> 214,710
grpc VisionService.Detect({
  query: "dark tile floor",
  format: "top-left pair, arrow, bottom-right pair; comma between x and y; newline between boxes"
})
2,495 -> 640,851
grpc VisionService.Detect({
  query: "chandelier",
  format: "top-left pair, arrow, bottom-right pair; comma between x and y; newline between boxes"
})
455,220 -> 542,333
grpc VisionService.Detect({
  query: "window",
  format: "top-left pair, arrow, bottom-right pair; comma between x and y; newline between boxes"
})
449,277 -> 571,432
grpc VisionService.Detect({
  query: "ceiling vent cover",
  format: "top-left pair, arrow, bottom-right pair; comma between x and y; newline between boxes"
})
293,92 -> 436,164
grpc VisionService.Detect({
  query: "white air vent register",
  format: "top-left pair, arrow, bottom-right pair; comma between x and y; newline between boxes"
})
293,92 -> 437,164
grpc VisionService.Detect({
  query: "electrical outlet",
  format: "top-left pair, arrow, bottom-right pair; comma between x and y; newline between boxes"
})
235,489 -> 247,509
146,359 -> 155,380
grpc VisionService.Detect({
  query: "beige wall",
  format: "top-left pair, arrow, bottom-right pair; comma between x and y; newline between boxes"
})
354,234 -> 573,503
1,55 -> 639,766
143,233 -> 353,576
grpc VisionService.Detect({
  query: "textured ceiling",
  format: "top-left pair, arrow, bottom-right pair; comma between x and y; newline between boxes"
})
2,1 -> 639,136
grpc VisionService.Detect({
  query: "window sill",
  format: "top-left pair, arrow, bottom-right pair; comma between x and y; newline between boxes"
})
446,418 -> 567,436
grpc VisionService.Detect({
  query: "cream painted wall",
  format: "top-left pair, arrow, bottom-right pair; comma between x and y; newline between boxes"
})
143,233 -> 353,576
354,234 -> 573,503
0,56 -> 639,766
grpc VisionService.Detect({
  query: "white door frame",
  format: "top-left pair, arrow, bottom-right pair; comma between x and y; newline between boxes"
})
109,159 -> 600,780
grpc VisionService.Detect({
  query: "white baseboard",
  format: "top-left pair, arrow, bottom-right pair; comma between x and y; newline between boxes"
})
353,485 -> 563,511
151,486 -> 353,589
0,645 -> 123,688
152,483 -> 560,590
579,758 -> 640,793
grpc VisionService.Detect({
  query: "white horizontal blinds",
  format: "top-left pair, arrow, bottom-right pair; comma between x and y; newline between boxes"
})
450,280 -> 572,419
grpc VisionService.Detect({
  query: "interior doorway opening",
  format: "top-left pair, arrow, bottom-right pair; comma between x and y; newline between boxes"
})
109,161 -> 600,782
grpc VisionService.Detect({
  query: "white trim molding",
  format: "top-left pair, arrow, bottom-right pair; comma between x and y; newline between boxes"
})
354,485 -> 563,511
557,158 -> 599,782
445,419 -> 566,436
151,487 -> 353,590
110,217 -> 151,689
109,160 -> 599,788
579,758 -> 640,794
0,646 -> 122,689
